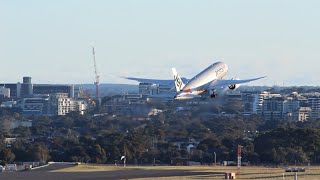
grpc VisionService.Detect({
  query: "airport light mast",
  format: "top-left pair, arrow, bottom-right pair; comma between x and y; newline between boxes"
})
237,145 -> 243,178
92,46 -> 100,98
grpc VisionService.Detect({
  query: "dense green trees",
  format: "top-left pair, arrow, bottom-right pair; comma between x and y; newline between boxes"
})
0,148 -> 15,163
2,101 -> 320,165
254,128 -> 320,164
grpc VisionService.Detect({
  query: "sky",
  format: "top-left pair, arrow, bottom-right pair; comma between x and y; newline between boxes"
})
1,0 -> 320,86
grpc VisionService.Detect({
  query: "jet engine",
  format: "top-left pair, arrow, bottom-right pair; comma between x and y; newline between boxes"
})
209,89 -> 217,98
228,78 -> 240,90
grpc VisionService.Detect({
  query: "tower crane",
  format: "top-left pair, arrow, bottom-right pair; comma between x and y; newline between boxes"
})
92,46 -> 100,98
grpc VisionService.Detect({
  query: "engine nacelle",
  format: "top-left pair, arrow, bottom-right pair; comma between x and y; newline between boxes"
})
228,78 -> 240,90
228,84 -> 240,90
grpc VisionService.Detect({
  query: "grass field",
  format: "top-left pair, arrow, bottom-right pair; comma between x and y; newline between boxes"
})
53,164 -> 320,179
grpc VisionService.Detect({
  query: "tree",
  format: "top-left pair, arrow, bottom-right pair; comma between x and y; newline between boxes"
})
254,128 -> 320,163
11,126 -> 31,138
29,143 -> 50,162
0,148 -> 15,163
87,144 -> 107,163
0,116 -> 12,132
62,117 -> 74,129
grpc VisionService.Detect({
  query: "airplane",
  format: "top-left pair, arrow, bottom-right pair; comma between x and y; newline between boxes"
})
122,61 -> 266,100
172,61 -> 266,99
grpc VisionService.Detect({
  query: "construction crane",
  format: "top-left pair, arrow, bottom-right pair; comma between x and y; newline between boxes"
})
92,46 -> 100,98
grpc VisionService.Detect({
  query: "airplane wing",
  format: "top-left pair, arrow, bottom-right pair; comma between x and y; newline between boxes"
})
122,76 -> 189,85
209,76 -> 267,88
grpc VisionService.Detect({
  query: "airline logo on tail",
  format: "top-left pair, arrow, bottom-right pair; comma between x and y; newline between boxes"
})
172,68 -> 185,92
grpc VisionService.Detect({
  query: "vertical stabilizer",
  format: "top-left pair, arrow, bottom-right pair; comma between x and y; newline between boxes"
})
172,68 -> 185,92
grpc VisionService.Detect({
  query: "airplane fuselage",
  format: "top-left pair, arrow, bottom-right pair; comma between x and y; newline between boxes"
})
175,62 -> 228,99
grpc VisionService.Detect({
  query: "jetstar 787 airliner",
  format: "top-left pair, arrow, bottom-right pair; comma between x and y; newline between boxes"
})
122,61 -> 266,100
172,61 -> 265,99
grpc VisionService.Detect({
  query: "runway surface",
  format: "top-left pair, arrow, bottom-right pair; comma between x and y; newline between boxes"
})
0,164 -> 218,180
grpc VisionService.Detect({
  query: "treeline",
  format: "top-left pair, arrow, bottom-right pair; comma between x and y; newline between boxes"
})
1,106 -> 320,165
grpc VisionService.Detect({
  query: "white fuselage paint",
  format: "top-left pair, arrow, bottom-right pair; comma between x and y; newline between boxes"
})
175,62 -> 228,100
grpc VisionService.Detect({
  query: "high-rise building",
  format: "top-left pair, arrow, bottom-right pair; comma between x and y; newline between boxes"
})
0,84 -> 18,97
138,83 -> 159,95
33,84 -> 74,98
74,100 -> 87,115
0,86 -> 10,98
241,91 -> 272,115
158,84 -> 172,94
50,93 -> 71,115
49,93 -> 87,115
20,77 -> 33,97
262,97 -> 285,121
294,107 -> 311,122
307,96 -> 320,120
0,77 -> 75,98
21,96 -> 50,116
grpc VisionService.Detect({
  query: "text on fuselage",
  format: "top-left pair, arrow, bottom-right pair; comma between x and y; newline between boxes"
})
215,67 -> 224,77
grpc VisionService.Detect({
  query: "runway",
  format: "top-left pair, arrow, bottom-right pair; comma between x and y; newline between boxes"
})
0,164 -> 219,180
3,164 -> 320,180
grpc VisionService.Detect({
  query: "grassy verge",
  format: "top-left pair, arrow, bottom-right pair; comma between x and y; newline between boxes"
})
52,164 -> 320,180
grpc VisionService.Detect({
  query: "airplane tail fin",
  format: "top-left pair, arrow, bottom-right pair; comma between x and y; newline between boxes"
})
172,68 -> 185,92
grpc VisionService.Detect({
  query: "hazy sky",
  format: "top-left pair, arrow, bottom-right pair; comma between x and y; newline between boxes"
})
1,0 -> 320,86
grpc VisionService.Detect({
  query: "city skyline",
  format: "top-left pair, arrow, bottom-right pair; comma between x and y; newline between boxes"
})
1,1 -> 320,86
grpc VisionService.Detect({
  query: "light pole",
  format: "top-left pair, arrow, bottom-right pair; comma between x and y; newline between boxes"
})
214,152 -> 216,166
121,155 -> 126,167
